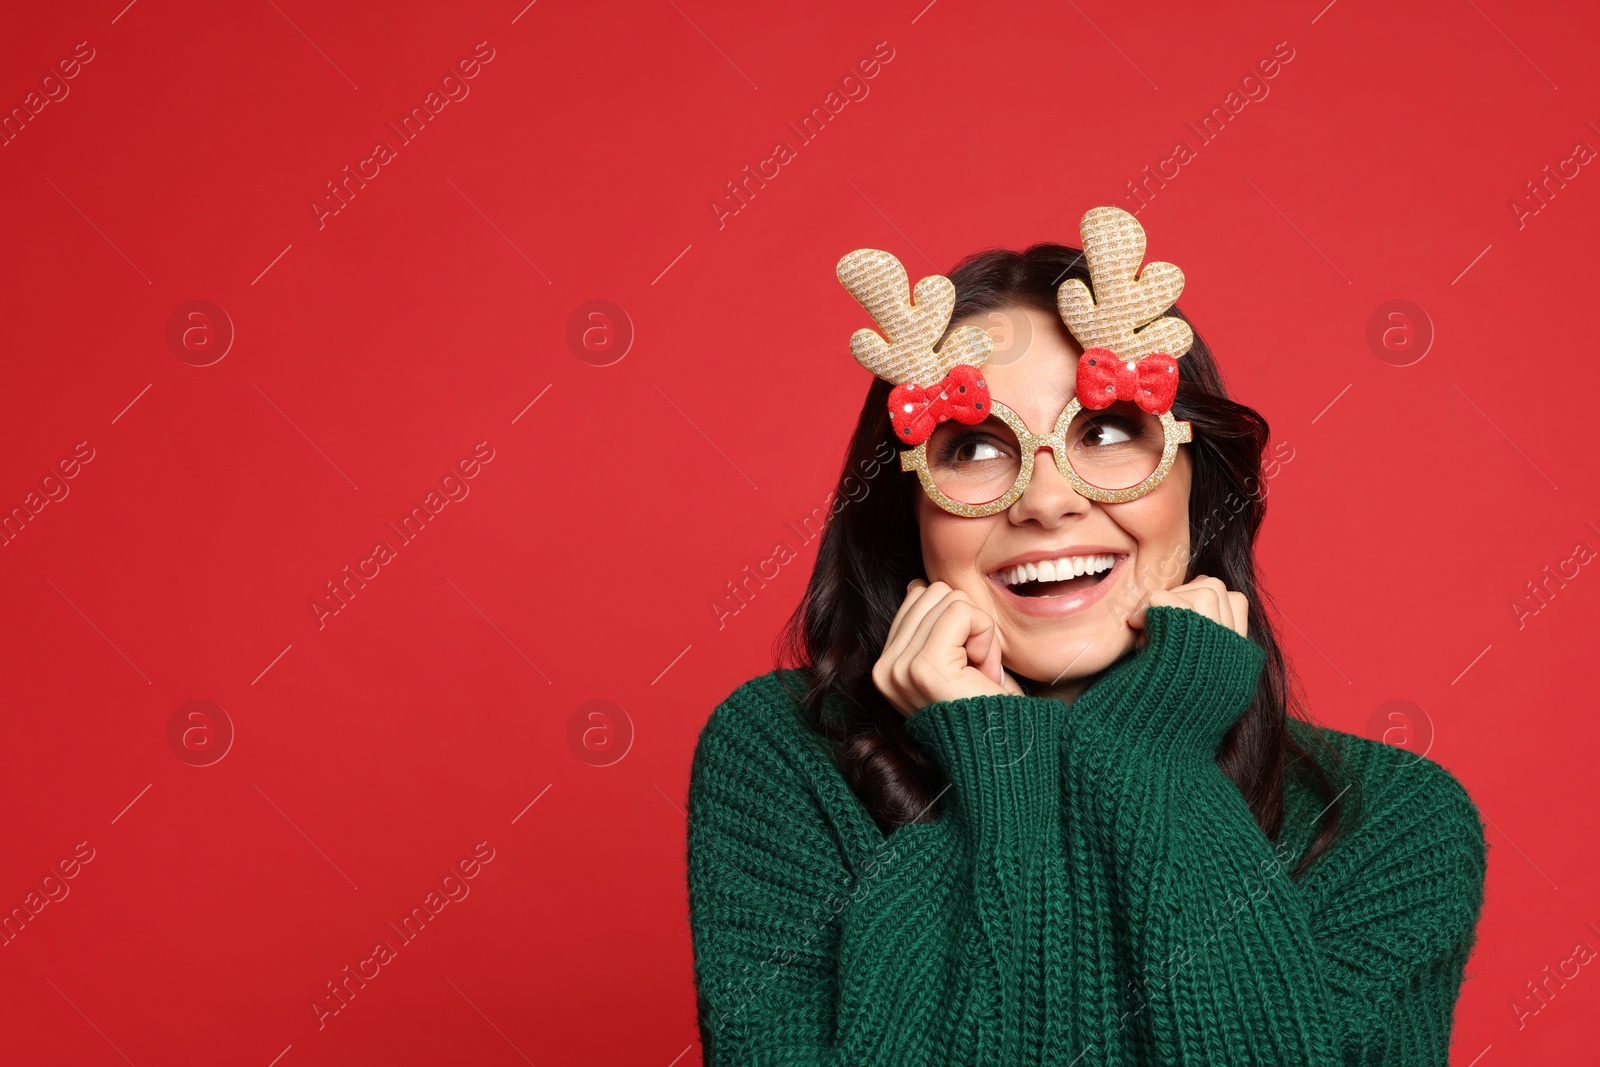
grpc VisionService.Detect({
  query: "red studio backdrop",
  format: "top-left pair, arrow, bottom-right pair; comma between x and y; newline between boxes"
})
0,0 -> 1596,1063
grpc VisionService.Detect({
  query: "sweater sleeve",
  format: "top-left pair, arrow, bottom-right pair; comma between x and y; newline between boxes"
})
898,685 -> 1076,1060
1060,604 -> 1487,1065
686,683 -> 856,1064
686,673 -> 1076,1066
1055,604 -> 1340,1061
1288,726 -> 1489,1064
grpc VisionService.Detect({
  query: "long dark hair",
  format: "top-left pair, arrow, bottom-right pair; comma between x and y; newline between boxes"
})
773,242 -> 1355,879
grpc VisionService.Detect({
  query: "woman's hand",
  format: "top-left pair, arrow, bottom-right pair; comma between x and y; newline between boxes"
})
1127,574 -> 1250,642
872,579 -> 1027,718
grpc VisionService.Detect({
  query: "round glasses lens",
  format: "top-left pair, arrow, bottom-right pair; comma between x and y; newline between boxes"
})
1064,402 -> 1166,491
925,415 -> 1022,506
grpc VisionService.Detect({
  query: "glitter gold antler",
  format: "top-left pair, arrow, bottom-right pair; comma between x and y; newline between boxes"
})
836,248 -> 995,444
1056,206 -> 1194,363
836,249 -> 992,386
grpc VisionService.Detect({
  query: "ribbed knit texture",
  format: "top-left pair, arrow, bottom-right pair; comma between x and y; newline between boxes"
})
687,606 -> 1489,1066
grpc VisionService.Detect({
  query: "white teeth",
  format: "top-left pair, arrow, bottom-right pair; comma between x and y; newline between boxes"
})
997,554 -> 1119,587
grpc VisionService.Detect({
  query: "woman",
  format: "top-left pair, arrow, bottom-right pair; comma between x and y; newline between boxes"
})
686,207 -> 1488,1065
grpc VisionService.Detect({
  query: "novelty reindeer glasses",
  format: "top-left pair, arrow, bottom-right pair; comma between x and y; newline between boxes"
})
836,205 -> 1195,517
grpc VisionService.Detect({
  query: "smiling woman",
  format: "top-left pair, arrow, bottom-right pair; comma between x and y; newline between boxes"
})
686,207 -> 1489,1065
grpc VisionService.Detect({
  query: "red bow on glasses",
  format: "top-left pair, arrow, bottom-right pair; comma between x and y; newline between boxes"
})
1076,347 -> 1179,414
889,363 -> 991,445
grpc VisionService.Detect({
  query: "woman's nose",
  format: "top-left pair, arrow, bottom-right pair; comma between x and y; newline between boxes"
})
1009,445 -> 1091,523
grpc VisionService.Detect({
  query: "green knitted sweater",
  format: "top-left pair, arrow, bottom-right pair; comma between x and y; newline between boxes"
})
686,606 -> 1488,1065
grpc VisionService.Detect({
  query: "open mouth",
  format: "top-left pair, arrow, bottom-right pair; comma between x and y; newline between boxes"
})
992,554 -> 1121,598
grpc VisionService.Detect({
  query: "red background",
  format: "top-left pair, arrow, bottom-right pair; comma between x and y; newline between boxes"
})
1,0 -> 1596,1063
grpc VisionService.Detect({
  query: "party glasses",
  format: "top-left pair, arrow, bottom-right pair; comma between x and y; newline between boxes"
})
899,394 -> 1191,516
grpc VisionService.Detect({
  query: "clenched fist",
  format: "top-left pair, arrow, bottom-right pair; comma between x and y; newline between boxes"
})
872,580 -> 1027,718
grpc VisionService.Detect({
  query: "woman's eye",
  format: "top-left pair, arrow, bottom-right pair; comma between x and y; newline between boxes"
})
960,439 -> 1005,461
937,433 -> 1010,464
1080,419 -> 1135,447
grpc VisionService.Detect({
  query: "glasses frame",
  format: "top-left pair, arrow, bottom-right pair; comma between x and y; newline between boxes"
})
898,396 -> 1193,516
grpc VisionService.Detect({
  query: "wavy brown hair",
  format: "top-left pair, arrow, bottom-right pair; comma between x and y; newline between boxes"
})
772,242 -> 1354,879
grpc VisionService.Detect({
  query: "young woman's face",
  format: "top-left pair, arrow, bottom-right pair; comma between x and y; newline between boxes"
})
915,304 -> 1192,686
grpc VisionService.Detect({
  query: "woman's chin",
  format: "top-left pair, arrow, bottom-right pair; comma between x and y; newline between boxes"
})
1006,631 -> 1134,691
